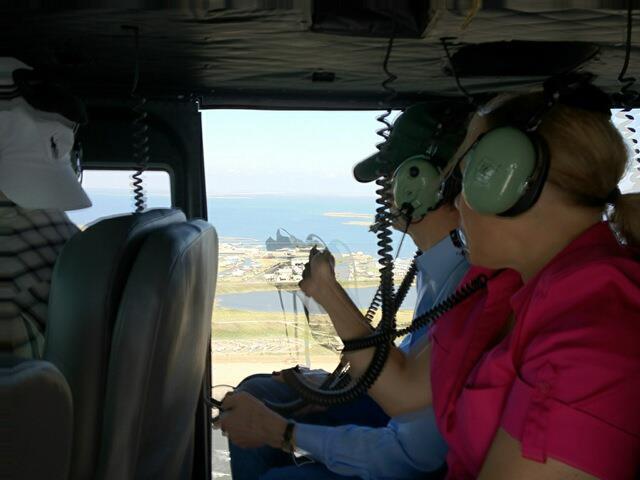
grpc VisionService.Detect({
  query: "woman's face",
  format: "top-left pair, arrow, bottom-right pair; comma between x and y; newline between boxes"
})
453,114 -> 517,268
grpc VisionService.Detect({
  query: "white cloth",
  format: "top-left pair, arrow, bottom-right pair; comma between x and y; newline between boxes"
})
0,101 -> 91,211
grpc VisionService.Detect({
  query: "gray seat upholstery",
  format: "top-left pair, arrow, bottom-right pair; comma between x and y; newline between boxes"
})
96,220 -> 217,480
44,209 -> 186,480
0,356 -> 73,480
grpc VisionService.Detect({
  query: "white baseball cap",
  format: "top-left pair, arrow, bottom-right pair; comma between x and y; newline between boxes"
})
0,57 -> 91,211
0,101 -> 91,210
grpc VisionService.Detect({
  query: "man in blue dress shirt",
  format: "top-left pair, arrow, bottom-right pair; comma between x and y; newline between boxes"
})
223,102 -> 472,479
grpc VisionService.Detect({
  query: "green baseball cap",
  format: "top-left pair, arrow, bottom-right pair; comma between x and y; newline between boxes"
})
353,101 -> 472,183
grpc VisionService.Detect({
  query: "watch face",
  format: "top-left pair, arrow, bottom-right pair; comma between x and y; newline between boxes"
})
292,447 -> 314,464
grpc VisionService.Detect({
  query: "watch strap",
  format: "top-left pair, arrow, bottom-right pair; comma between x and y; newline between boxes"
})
281,420 -> 296,452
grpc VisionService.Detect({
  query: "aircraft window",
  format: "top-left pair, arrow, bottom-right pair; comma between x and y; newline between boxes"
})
66,170 -> 172,228
203,108 -> 640,388
204,108 -> 640,478
612,108 -> 640,194
203,109 -> 416,478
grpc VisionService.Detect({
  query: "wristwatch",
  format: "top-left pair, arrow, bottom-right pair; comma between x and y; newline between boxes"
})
281,420 -> 296,453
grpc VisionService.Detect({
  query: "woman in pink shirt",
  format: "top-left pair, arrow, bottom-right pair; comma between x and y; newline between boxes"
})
299,82 -> 640,479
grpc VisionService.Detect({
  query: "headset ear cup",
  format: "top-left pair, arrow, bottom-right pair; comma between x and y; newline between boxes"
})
498,132 -> 550,217
392,155 -> 442,221
462,127 -> 540,215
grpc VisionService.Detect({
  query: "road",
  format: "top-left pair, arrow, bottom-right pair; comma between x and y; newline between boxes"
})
212,429 -> 231,478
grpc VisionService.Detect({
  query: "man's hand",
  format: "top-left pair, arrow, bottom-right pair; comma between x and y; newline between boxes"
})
299,246 -> 338,302
215,392 -> 288,449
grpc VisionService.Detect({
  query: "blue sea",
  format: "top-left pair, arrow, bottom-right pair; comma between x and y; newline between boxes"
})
217,286 -> 418,313
68,191 -> 416,258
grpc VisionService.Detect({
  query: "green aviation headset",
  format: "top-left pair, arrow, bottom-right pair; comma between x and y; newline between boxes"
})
392,152 -> 444,220
393,107 -> 551,220
456,125 -> 551,217
393,74 -> 606,220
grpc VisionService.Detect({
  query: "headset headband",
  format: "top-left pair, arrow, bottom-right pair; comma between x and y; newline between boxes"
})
12,69 -> 88,125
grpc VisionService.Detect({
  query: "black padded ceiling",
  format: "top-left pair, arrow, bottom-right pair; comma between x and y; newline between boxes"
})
0,1 -> 638,108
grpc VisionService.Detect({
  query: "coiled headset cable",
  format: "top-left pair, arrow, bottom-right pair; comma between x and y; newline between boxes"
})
342,274 -> 488,352
123,25 -> 150,213
263,21 -> 401,410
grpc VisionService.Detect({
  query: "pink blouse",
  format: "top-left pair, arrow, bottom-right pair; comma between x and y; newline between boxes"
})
430,222 -> 640,479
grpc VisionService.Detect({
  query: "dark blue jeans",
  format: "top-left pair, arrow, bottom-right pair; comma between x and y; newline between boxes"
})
228,374 -> 389,480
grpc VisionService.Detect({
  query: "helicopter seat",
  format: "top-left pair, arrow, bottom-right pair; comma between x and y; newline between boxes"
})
96,219 -> 218,479
44,208 -> 186,479
0,356 -> 73,480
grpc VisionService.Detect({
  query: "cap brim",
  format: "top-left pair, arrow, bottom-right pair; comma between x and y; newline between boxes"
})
0,160 -> 91,211
352,152 -> 382,183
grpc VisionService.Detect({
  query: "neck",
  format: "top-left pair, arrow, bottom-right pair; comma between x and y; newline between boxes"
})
409,206 -> 459,252
509,206 -> 602,282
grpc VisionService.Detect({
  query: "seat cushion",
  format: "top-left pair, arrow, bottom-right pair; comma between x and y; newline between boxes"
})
0,356 -> 73,480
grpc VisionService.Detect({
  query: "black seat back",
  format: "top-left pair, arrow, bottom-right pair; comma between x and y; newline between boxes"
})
0,356 -> 73,480
44,209 -> 186,480
96,220 -> 218,480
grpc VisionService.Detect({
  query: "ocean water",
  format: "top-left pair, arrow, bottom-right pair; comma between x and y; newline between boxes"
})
68,191 -> 416,258
217,286 -> 418,313
208,195 -> 414,257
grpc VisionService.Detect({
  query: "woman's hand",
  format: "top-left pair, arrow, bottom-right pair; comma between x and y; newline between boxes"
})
215,392 -> 288,449
298,246 -> 338,302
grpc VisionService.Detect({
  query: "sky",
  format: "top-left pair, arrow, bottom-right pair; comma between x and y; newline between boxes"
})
201,108 -> 640,196
611,109 -> 640,193
78,108 -> 640,196
201,109 -> 399,197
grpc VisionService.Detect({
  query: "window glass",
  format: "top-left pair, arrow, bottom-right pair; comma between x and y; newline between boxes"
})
612,108 -> 640,194
66,170 -> 172,227
205,107 -> 640,478
203,110 -> 415,479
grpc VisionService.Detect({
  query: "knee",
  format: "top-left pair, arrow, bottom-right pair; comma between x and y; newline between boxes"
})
235,374 -> 297,404
259,467 -> 288,480
236,374 -> 277,397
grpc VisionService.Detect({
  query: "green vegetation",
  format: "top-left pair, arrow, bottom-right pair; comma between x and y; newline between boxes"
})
213,308 -> 300,339
212,307 -> 415,340
215,279 -> 380,295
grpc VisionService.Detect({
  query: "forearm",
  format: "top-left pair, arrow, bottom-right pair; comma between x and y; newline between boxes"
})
317,281 -> 380,380
318,280 -> 373,340
362,346 -> 432,416
294,422 -> 435,480
316,282 -> 432,416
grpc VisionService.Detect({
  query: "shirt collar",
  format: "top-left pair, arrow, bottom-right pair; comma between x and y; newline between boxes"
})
510,221 -> 620,313
416,234 -> 466,287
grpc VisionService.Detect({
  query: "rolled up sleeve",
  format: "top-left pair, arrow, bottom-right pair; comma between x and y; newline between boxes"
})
501,269 -> 640,480
295,407 -> 447,480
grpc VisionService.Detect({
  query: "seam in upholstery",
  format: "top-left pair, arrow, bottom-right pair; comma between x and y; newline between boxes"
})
94,211 -> 183,473
117,223 -> 211,476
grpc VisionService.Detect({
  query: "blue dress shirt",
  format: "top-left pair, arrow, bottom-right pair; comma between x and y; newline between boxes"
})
294,236 -> 469,479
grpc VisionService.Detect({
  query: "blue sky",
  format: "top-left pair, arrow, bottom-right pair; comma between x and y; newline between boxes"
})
201,108 -> 640,196
77,108 -> 640,196
201,109 -> 398,197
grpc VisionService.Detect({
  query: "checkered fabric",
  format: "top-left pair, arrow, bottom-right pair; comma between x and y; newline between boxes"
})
0,204 -> 78,358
